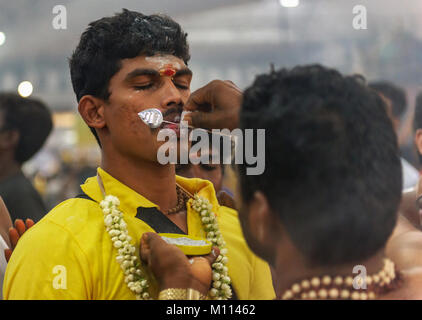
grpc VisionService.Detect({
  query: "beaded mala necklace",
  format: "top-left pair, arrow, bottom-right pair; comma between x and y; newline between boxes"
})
281,258 -> 403,300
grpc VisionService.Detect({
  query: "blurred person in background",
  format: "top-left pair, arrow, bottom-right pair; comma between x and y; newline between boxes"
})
0,93 -> 53,222
369,82 -> 419,190
176,133 -> 235,208
368,81 -> 406,134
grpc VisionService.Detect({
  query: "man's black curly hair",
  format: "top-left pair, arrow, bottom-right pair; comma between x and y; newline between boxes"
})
69,9 -> 190,145
238,65 -> 402,267
0,93 -> 52,164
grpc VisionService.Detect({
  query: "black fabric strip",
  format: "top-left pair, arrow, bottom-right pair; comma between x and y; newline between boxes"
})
74,193 -> 185,234
135,207 -> 186,234
74,193 -> 95,201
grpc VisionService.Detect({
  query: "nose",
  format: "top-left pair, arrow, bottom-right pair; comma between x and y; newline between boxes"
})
160,79 -> 183,109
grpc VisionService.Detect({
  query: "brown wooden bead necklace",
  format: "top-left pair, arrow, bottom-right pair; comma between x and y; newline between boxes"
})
165,185 -> 191,214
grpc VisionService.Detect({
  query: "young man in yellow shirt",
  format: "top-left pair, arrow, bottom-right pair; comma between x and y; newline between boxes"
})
3,9 -> 274,300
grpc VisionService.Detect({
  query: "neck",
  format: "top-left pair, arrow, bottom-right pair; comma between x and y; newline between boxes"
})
0,156 -> 21,181
101,150 -> 178,213
273,244 -> 387,299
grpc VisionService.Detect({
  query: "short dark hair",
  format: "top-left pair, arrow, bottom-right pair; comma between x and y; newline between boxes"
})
238,65 -> 402,267
69,9 -> 190,145
368,81 -> 407,119
0,93 -> 53,163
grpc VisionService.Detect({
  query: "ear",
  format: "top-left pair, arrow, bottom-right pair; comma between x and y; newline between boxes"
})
415,129 -> 422,156
248,191 -> 279,249
78,95 -> 106,131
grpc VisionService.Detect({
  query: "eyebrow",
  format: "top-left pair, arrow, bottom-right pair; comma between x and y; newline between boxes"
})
174,68 -> 193,77
124,67 -> 193,82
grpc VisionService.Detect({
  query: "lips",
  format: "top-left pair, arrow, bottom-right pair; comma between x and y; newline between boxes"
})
162,111 -> 182,136
164,112 -> 181,123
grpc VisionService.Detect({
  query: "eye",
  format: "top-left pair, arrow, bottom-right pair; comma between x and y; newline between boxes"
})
174,82 -> 189,90
134,83 -> 154,91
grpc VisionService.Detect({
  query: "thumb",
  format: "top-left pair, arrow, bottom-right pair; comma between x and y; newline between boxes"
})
4,249 -> 12,262
204,246 -> 220,266
25,219 -> 35,229
139,232 -> 154,264
184,111 -> 226,130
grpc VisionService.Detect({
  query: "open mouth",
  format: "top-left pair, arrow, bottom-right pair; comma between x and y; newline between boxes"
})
161,111 -> 182,135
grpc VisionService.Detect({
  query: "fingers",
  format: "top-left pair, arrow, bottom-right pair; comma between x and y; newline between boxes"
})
184,85 -> 211,112
25,219 -> 35,229
139,232 -> 171,264
14,219 -> 26,236
9,228 -> 19,250
7,219 -> 32,251
4,249 -> 12,262
189,247 -> 220,267
184,111 -> 227,130
205,247 -> 220,266
188,248 -> 220,289
184,80 -> 241,130
139,233 -> 152,264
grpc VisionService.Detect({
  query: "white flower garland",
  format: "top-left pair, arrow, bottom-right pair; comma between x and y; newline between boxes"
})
100,193 -> 232,300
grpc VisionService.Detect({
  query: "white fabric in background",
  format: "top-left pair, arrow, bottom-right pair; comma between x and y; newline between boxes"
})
402,157 -> 420,190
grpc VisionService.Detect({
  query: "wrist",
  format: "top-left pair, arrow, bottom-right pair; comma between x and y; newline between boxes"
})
158,288 -> 207,300
160,271 -> 209,296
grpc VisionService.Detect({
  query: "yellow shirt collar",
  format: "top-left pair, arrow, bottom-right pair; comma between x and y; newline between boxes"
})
80,167 -> 220,217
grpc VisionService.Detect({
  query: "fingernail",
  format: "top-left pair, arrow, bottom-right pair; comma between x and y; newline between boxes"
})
212,249 -> 218,257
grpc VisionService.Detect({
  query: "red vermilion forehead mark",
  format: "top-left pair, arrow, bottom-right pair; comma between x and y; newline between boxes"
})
159,64 -> 177,77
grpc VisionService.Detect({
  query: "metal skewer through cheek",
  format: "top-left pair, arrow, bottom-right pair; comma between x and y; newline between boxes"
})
160,120 -> 234,138
138,108 -> 234,138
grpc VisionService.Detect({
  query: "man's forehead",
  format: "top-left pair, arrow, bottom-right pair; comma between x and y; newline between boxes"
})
121,54 -> 186,71
145,54 -> 185,69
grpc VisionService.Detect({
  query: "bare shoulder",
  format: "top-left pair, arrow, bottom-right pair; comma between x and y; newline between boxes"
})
387,214 -> 422,271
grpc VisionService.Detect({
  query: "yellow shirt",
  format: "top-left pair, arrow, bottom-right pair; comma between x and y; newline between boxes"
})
4,168 -> 275,300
